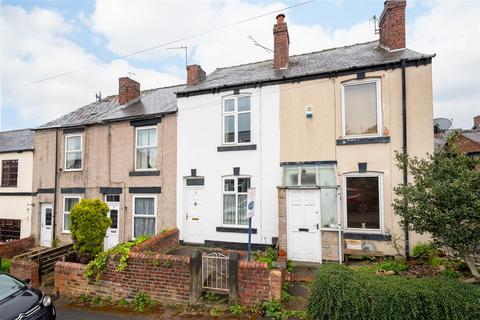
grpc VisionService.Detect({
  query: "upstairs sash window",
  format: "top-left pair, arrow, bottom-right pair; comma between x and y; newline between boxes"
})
135,127 -> 157,170
223,96 -> 251,144
65,135 -> 83,170
343,80 -> 381,137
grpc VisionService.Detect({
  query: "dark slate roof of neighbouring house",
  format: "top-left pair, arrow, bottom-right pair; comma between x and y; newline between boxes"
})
178,40 -> 434,94
36,84 -> 185,130
463,131 -> 480,144
0,129 -> 34,153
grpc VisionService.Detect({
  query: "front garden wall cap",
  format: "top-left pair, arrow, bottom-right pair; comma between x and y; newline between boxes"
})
36,84 -> 185,130
177,40 -> 434,94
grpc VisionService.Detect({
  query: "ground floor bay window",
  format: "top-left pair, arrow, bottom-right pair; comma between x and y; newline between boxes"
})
344,173 -> 383,231
133,196 -> 156,238
223,176 -> 250,226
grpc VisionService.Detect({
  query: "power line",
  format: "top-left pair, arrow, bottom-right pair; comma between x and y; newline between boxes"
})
18,0 -> 314,88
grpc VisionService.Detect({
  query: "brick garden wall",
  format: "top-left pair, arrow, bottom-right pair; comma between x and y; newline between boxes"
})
0,236 -> 34,258
54,228 -> 283,306
10,259 -> 40,287
131,228 -> 178,254
55,253 -> 190,303
238,261 -> 282,305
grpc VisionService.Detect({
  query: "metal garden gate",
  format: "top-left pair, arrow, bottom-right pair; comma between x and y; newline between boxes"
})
201,252 -> 229,292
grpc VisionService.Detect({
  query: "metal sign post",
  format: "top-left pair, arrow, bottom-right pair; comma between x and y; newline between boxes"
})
246,188 -> 256,261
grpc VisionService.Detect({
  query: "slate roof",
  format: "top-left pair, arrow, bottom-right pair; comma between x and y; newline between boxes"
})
463,132 -> 480,144
178,40 -> 434,94
37,84 -> 185,130
0,129 -> 34,153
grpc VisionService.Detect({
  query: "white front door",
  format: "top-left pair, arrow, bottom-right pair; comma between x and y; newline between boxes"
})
184,186 -> 204,243
104,197 -> 120,250
287,189 -> 322,263
40,203 -> 53,247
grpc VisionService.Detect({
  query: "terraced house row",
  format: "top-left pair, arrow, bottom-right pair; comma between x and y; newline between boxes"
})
2,0 -> 435,262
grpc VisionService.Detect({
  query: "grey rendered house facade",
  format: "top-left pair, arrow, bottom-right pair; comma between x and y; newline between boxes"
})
32,78 -> 183,247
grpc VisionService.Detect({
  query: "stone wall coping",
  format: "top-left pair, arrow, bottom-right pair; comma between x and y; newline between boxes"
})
239,260 -> 269,269
129,252 -> 190,263
55,261 -> 85,270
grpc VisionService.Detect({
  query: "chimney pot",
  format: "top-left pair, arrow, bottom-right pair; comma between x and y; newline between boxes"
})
273,13 -> 289,69
118,77 -> 140,105
186,64 -> 206,86
379,0 -> 407,51
276,14 -> 285,23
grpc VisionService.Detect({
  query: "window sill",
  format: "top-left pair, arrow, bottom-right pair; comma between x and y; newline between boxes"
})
64,169 -> 83,172
216,226 -> 257,234
129,170 -> 160,176
217,144 -> 257,152
343,232 -> 391,241
336,136 -> 390,145
61,231 -> 71,234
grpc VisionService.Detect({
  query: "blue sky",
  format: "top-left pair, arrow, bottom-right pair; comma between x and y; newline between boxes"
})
1,0 -> 479,131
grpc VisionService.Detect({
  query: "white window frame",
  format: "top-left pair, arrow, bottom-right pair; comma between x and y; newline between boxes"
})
222,95 -> 252,145
64,134 -> 83,171
222,176 -> 251,226
343,172 -> 384,233
341,79 -> 382,138
134,126 -> 158,171
132,195 -> 157,239
63,196 -> 81,233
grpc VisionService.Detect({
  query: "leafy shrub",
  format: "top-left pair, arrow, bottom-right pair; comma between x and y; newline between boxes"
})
253,247 -> 278,269
78,294 -> 92,303
210,307 -> 224,317
229,304 -> 242,315
308,264 -> 480,320
281,282 -> 291,302
0,259 -> 11,272
117,298 -> 129,307
286,260 -> 295,273
413,243 -> 437,260
132,292 -> 155,312
85,235 -> 150,280
262,300 -> 282,318
70,198 -> 111,262
375,260 -> 407,274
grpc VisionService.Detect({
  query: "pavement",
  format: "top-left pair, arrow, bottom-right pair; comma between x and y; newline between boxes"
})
55,299 -> 160,320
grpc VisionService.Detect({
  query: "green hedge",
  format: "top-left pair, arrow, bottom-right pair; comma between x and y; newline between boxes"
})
308,264 -> 480,320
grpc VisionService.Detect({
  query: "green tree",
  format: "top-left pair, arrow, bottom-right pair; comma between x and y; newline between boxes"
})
70,198 -> 111,262
393,138 -> 480,280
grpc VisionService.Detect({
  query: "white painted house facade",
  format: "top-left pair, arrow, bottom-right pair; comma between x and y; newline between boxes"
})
176,82 -> 281,248
0,129 -> 35,240
176,1 -> 434,260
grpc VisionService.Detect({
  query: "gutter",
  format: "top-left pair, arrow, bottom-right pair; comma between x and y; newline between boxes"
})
401,59 -> 409,258
176,56 -> 435,97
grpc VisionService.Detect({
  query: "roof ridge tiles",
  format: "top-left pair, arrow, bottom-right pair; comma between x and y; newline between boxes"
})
214,40 -> 380,70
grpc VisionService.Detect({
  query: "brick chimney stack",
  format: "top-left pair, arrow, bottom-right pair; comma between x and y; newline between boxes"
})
118,77 -> 140,105
473,115 -> 480,130
186,64 -> 206,86
273,14 -> 289,69
379,0 -> 406,51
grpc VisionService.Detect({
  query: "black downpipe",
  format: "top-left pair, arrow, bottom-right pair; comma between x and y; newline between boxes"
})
53,129 -> 59,241
401,60 -> 409,258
